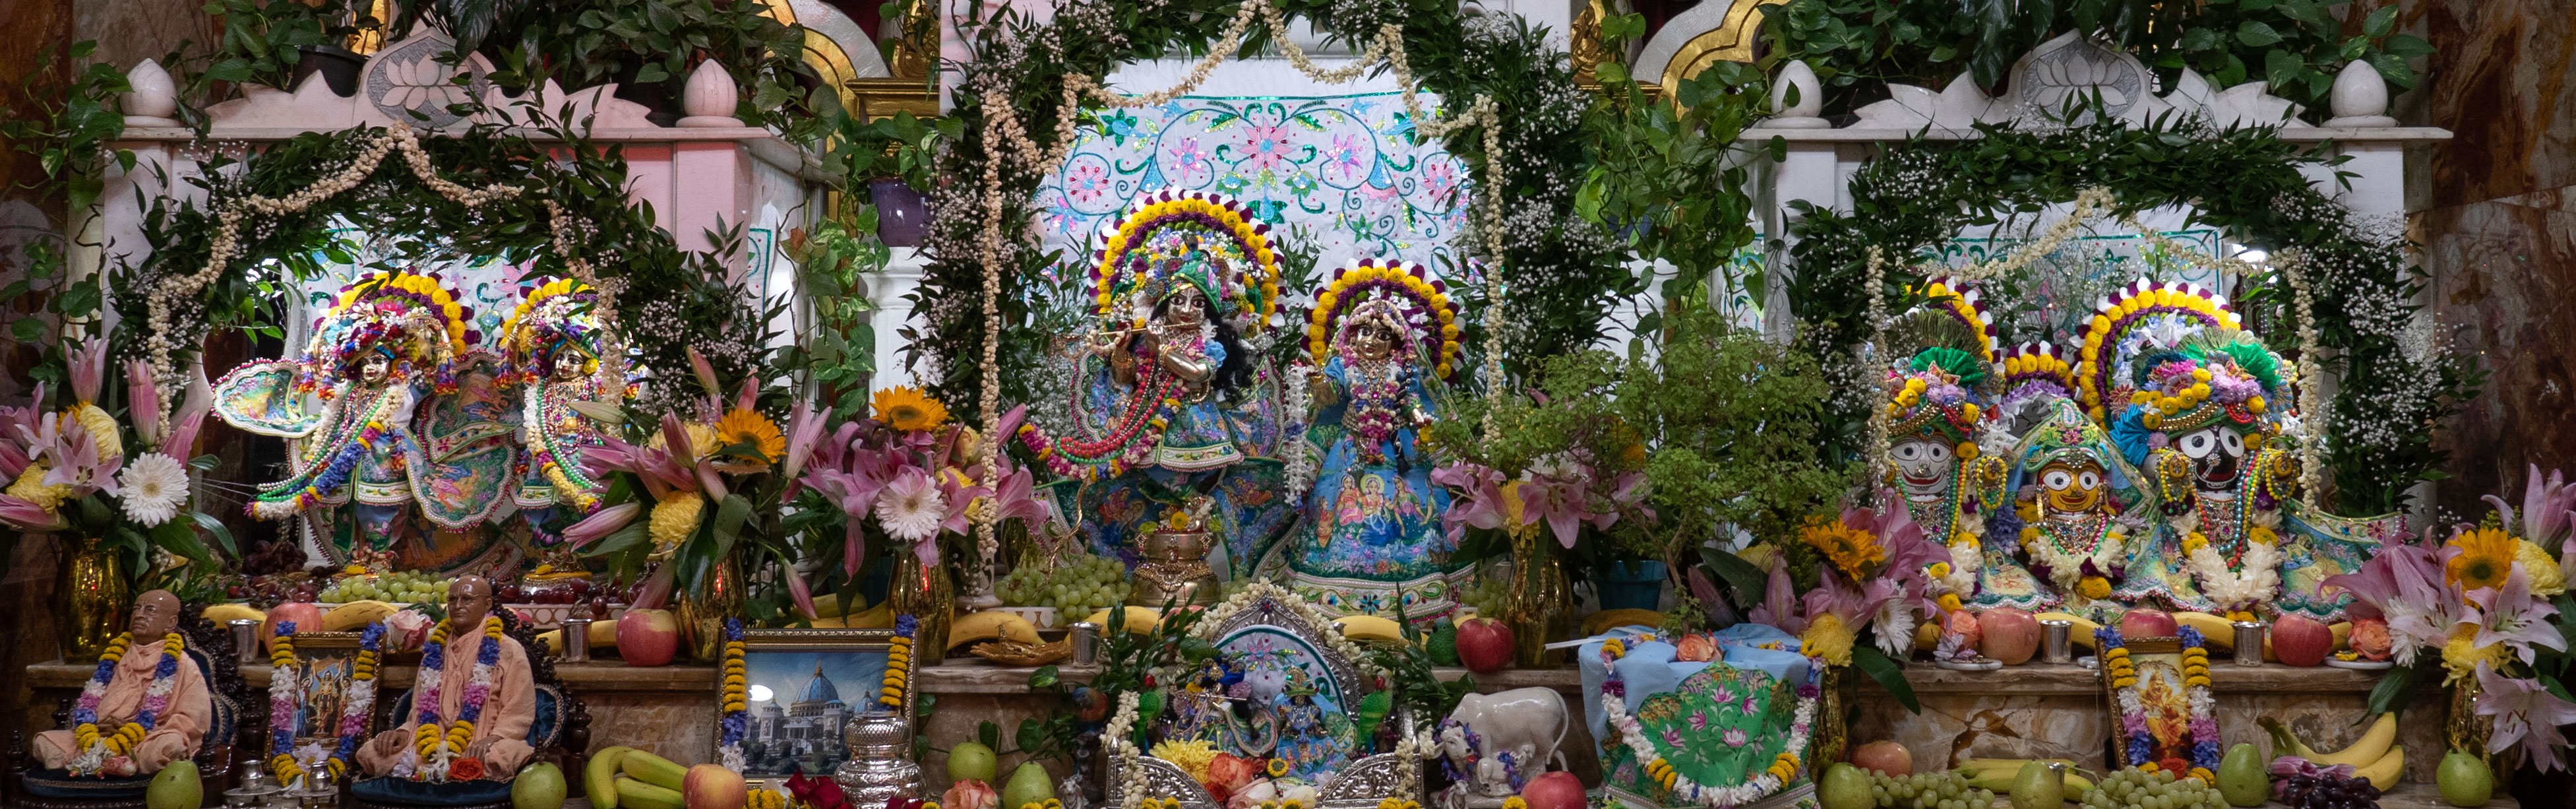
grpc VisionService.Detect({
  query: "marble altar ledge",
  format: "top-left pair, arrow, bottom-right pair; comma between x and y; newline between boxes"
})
1973,784 -> 2515,809
1866,662 -> 2407,696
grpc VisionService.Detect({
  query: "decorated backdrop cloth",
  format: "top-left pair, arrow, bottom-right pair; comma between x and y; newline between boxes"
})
1039,92 -> 1471,276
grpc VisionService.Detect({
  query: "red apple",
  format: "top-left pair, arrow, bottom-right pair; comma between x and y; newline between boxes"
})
1977,608 -> 2042,665
2118,608 -> 2178,639
1849,740 -> 1913,776
617,608 -> 681,666
263,602 -> 324,653
683,763 -> 748,809
1456,617 -> 1515,673
1521,771 -> 1585,809
2271,614 -> 2334,666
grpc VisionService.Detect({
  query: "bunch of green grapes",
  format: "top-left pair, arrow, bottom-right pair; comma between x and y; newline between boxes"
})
2076,768 -> 2221,809
996,554 -> 1131,614
320,571 -> 456,604
1458,578 -> 1510,618
1868,771 -> 1993,809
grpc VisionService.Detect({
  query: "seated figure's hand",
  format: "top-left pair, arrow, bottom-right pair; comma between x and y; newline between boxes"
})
365,729 -> 409,761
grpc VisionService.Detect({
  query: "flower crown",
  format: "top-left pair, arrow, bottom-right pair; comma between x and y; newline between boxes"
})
1308,258 -> 1460,378
2000,341 -> 2076,404
498,278 -> 612,383
1089,191 -> 1281,337
1885,349 -> 1988,444
303,271 -> 472,392
2124,331 -> 2285,435
1920,275 -> 1998,366
2075,279 -> 2240,424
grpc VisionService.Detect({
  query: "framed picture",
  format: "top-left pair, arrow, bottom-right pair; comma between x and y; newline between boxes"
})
728,628 -> 911,789
2099,633 -> 2220,774
282,631 -> 378,752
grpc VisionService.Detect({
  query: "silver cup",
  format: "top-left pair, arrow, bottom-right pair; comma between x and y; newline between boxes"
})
560,618 -> 593,663
2040,619 -> 2073,664
2233,621 -> 2265,666
1071,621 -> 1101,664
230,618 -> 261,656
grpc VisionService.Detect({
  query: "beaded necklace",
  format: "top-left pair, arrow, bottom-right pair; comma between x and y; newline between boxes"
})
522,381 -> 605,509
68,631 -> 185,775
1021,346 -> 1187,480
251,383 -> 406,519
1339,356 -> 1409,465
409,616 -> 504,781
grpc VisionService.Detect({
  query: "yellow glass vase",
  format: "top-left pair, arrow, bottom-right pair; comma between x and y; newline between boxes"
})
57,544 -> 131,662
676,558 -> 744,663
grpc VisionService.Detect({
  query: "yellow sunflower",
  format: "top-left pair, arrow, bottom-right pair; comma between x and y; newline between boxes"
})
872,387 -> 950,432
1797,516 -> 1886,580
711,407 -> 786,472
2444,527 -> 2517,592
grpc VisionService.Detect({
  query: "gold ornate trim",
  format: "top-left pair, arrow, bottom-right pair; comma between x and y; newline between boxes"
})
1658,0 -> 1786,98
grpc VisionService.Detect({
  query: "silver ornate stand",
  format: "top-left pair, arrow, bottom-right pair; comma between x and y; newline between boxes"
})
836,711 -> 923,807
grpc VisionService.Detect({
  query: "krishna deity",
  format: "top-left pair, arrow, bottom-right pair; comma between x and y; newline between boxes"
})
1018,191 -> 1295,574
1883,278 -> 2051,611
1255,259 -> 1464,622
213,271 -> 517,571
497,278 -> 629,572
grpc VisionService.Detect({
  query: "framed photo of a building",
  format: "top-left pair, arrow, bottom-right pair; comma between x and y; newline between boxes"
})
730,628 -> 909,787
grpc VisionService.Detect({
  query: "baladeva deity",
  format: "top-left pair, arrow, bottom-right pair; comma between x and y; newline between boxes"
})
1018,191 -> 1296,574
213,271 -> 518,570
1254,259 -> 1464,622
1883,278 -> 2052,611
497,278 -> 628,568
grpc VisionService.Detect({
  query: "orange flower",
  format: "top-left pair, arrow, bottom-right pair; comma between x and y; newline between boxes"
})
449,756 -> 486,781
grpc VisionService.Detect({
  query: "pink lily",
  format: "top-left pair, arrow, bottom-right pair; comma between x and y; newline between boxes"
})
163,370 -> 210,458
1804,569 -> 1897,628
125,360 -> 164,448
67,338 -> 107,404
2486,464 -> 2576,548
36,414 -> 122,498
632,564 -> 677,610
1747,558 -> 1806,635
2462,568 -> 2565,666
0,493 -> 67,531
0,393 -> 42,480
562,502 -> 642,547
936,467 -> 991,536
780,563 -> 819,620
584,436 -> 696,499
984,465 -> 1054,530
1518,471 -> 1606,549
1430,463 -> 1507,544
780,400 -> 826,484
2473,662 -> 2576,772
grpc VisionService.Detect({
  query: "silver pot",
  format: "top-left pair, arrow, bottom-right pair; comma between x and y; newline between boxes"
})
834,711 -> 923,808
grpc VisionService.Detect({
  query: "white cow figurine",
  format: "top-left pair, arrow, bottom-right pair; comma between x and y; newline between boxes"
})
1435,688 -> 1570,809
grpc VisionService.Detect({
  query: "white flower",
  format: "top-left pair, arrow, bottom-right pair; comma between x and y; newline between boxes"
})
874,468 -> 945,542
117,453 -> 189,526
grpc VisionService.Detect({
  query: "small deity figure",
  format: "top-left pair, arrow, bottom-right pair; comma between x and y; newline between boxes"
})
1880,279 -> 2048,610
2007,398 -> 2153,622
35,590 -> 212,777
1021,191 -> 1295,574
497,278 -> 628,572
357,575 -> 536,781
1267,669 -> 1353,781
1162,657 -> 1279,757
1257,259 -> 1465,622
214,271 -> 516,570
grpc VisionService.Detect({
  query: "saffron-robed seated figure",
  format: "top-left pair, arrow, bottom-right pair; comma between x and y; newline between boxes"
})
357,575 -> 536,781
33,590 -> 212,777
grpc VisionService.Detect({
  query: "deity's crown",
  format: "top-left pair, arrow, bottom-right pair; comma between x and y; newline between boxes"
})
2122,329 -> 2285,436
305,270 -> 473,392
2073,279 -> 2242,425
1089,191 -> 1280,337
1308,258 -> 1460,379
498,277 -> 613,381
1882,276 -> 1998,445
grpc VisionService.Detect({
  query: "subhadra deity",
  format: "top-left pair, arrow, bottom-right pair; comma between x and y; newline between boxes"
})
497,278 -> 628,570
1019,191 -> 1295,574
1883,278 -> 2051,611
214,271 -> 517,571
2006,396 -> 2153,622
1255,259 -> 1464,622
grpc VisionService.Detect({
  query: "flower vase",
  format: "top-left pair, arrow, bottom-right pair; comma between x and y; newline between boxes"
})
57,543 -> 130,662
1505,531 -> 1575,668
2447,676 -> 2517,793
890,551 -> 953,659
1808,664 -> 1854,770
677,558 -> 745,663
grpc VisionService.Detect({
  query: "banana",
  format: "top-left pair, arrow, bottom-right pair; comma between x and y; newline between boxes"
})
1334,615 -> 1409,644
2331,622 -> 2353,651
1583,608 -> 1666,636
615,776 -> 686,809
2063,773 -> 2095,794
202,603 -> 266,626
2350,745 -> 2403,789
2308,713 -> 2399,767
619,750 -> 689,791
536,630 -> 563,655
586,746 -> 634,808
1957,758 -> 2075,773
1082,606 -> 1164,635
2033,613 -> 2104,649
1959,771 -> 2017,792
2172,612 -> 2239,649
1915,620 -> 1941,651
323,600 -> 400,631
948,610 -> 1045,649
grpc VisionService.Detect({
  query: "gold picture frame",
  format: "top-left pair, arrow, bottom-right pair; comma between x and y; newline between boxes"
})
2099,635 -> 2202,771
282,631 -> 388,757
726,628 -> 915,790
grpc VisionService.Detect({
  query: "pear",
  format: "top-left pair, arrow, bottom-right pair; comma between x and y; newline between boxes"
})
145,761 -> 201,809
1002,761 -> 1056,809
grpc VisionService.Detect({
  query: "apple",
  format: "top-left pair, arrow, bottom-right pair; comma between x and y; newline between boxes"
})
1520,772 -> 1585,809
617,608 -> 681,666
683,763 -> 748,809
2118,608 -> 2177,639
263,602 -> 324,653
1849,740 -> 1913,776
1456,617 -> 1514,673
2271,614 -> 2334,666
1977,608 -> 2042,665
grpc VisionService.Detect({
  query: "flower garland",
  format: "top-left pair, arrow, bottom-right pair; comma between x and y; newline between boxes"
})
406,615 -> 505,782
247,383 -> 408,519
2097,626 -> 2220,781
881,614 -> 917,710
326,622 -> 386,779
1103,691 -> 1148,809
1597,664 -> 1816,808
719,618 -> 748,771
2180,519 -> 2285,614
65,630 -> 185,776
268,622 -> 304,784
1282,363 -> 1314,500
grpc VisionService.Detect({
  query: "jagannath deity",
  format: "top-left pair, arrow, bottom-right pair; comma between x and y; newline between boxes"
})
213,271 -> 517,570
1020,191 -> 1296,575
2006,395 -> 2153,622
1254,259 -> 1464,622
497,278 -> 628,569
1882,278 -> 2050,610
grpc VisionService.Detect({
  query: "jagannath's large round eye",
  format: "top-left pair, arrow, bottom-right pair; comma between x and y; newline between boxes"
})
2079,470 -> 2102,490
2180,429 -> 2220,459
2221,430 -> 2246,457
2044,469 -> 2074,490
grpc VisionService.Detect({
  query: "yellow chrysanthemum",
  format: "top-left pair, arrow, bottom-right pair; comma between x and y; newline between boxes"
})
2079,576 -> 2113,600
2513,540 -> 2565,596
1798,516 -> 1886,580
650,492 -> 704,551
872,386 -> 950,432
73,404 -> 122,459
2441,624 -> 2511,682
2445,527 -> 2517,592
7,463 -> 71,511
1799,613 -> 1855,666
711,407 -> 786,472
1149,739 -> 1219,783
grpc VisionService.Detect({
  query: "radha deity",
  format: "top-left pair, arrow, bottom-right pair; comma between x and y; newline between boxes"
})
1019,191 -> 1295,574
497,278 -> 629,571
2006,397 -> 2153,622
1882,278 -> 2050,611
214,271 -> 517,570
1256,259 -> 1464,622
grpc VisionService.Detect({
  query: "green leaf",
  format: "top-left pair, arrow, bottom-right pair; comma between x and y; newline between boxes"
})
2363,660 -> 2420,717
711,493 -> 752,559
11,318 -> 45,342
2382,33 -> 2434,58
2364,5 -> 2399,38
977,719 -> 1000,750
1027,665 -> 1058,689
2237,20 -> 2285,48
1594,62 -> 1630,86
634,63 -> 670,84
582,520 -> 650,557
1698,544 -> 1768,610
191,511 -> 238,558
150,517 -> 213,562
1850,645 -> 1919,714
1014,718 -> 1043,754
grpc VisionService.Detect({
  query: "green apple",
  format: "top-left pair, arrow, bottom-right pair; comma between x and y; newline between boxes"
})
146,761 -> 202,809
514,762 -> 569,809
